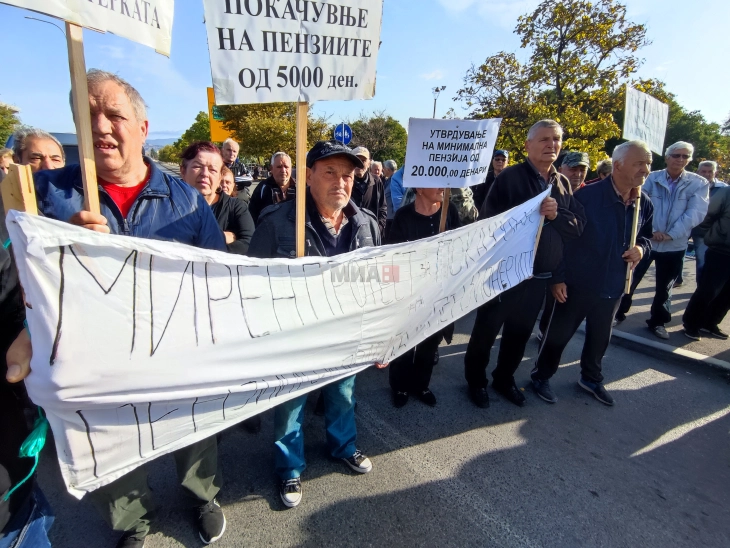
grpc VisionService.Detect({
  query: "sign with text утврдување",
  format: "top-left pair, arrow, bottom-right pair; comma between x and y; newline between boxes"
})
202,0 -> 383,105
1,0 -> 174,55
623,86 -> 669,156
404,118 -> 502,188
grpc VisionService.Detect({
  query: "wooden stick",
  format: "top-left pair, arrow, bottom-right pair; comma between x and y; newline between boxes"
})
65,22 -> 100,214
295,102 -> 308,258
1,164 -> 37,215
532,215 -> 545,261
438,188 -> 451,233
624,192 -> 642,293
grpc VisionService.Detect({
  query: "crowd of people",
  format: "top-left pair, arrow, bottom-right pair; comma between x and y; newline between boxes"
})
1,69 -> 728,548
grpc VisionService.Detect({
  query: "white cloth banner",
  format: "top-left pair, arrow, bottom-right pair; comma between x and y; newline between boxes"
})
403,118 -> 502,188
623,86 -> 669,155
202,0 -> 383,104
1,0 -> 175,56
6,190 -> 547,497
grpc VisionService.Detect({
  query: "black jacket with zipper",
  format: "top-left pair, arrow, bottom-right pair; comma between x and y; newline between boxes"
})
480,160 -> 586,275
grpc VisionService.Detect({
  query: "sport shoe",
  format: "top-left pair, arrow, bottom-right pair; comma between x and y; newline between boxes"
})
392,390 -> 409,408
650,325 -> 669,340
701,325 -> 729,340
116,532 -> 146,548
342,450 -> 372,474
198,498 -> 226,544
417,389 -> 437,407
279,478 -> 302,508
683,326 -> 701,340
578,378 -> 614,406
468,386 -> 490,408
530,370 -> 557,404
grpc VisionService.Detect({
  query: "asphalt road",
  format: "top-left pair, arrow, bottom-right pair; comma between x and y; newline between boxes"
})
37,311 -> 730,548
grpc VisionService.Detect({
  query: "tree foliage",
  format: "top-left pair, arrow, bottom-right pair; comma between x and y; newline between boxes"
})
0,104 -> 21,146
346,111 -> 408,166
217,103 -> 330,165
455,0 -> 649,167
157,111 -> 211,163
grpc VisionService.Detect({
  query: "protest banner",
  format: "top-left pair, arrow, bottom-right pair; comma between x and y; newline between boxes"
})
623,85 -> 669,156
403,118 -> 502,189
1,0 -> 175,55
202,0 -> 383,105
6,189 -> 549,497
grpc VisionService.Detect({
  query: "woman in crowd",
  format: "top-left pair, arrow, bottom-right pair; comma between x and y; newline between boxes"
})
386,187 -> 461,408
180,142 -> 255,255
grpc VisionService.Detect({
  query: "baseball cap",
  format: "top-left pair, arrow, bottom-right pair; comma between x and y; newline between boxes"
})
350,146 -> 370,160
306,140 -> 365,169
493,149 -> 509,158
562,151 -> 590,167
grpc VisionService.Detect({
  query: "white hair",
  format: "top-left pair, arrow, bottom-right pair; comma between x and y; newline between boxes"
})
596,158 -> 613,176
612,140 -> 652,164
270,151 -> 291,166
384,160 -> 397,171
86,69 -> 147,122
527,119 -> 563,141
371,161 -> 382,169
12,127 -> 65,161
698,160 -> 717,171
665,141 -> 694,158
222,138 -> 239,149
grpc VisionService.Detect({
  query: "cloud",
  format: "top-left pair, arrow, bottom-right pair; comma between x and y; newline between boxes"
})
420,70 -> 444,80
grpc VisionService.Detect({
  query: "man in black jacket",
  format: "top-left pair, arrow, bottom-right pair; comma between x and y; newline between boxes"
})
350,146 -> 387,235
248,140 -> 385,510
248,151 -> 295,225
464,120 -> 586,408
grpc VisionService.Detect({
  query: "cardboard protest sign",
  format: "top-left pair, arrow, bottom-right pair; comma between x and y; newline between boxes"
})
404,118 -> 502,188
6,189 -> 548,497
1,0 -> 175,55
202,0 -> 383,104
623,86 -> 669,156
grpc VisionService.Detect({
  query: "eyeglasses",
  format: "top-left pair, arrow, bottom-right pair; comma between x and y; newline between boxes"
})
669,154 -> 691,159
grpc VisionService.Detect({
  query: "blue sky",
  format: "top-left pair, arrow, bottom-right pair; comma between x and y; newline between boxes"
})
1,0 -> 728,140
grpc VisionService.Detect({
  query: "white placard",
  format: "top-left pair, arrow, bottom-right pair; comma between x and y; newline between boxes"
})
1,0 -> 175,55
623,86 -> 669,156
404,118 -> 502,188
202,0 -> 383,104
6,190 -> 546,497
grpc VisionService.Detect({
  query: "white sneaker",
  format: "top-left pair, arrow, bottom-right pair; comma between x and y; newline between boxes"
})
280,478 -> 302,508
342,450 -> 372,473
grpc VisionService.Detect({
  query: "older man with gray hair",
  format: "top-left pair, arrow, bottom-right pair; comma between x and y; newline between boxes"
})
248,151 -> 295,224
691,161 -> 727,279
615,141 -> 709,339
11,127 -> 65,173
221,137 -> 251,200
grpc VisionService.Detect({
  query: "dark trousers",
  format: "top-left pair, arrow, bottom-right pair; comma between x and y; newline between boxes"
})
535,290 -> 620,384
617,250 -> 685,327
538,289 -> 556,336
464,277 -> 547,388
88,436 -> 221,536
389,331 -> 443,393
683,249 -> 730,330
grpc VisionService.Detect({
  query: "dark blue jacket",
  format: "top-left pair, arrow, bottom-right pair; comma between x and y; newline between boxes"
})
33,160 -> 226,251
554,177 -> 653,299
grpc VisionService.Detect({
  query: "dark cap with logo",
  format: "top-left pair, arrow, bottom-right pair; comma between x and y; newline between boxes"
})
306,140 -> 365,169
493,149 -> 509,158
562,151 -> 590,167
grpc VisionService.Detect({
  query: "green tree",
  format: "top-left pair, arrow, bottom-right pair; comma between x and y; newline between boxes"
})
157,144 -> 179,163
154,112 -> 211,164
346,111 -> 408,166
0,104 -> 21,146
455,0 -> 649,167
217,103 -> 330,165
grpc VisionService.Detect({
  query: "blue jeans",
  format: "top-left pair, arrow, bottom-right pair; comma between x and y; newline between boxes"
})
0,485 -> 53,548
694,236 -> 708,281
274,375 -> 357,480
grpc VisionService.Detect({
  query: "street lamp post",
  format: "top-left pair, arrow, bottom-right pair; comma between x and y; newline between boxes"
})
432,86 -> 446,118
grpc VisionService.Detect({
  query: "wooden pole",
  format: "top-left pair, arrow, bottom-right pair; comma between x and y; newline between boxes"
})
65,22 -> 100,214
295,102 -> 308,258
624,192 -> 642,293
532,215 -> 545,260
438,188 -> 451,233
1,164 -> 37,215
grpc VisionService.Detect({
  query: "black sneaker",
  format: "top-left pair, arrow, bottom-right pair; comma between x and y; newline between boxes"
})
417,389 -> 437,407
392,390 -> 409,408
116,532 -> 146,548
468,386 -> 490,408
701,325 -> 729,340
683,326 -> 701,340
198,499 -> 226,544
492,380 -> 526,407
280,478 -> 302,508
342,450 -> 372,474
530,370 -> 557,404
578,378 -> 614,406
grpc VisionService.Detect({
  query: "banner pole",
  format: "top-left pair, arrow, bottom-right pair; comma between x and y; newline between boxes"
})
65,22 -> 100,215
624,192 -> 642,293
1,164 -> 37,215
438,188 -> 451,233
295,102 -> 308,258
